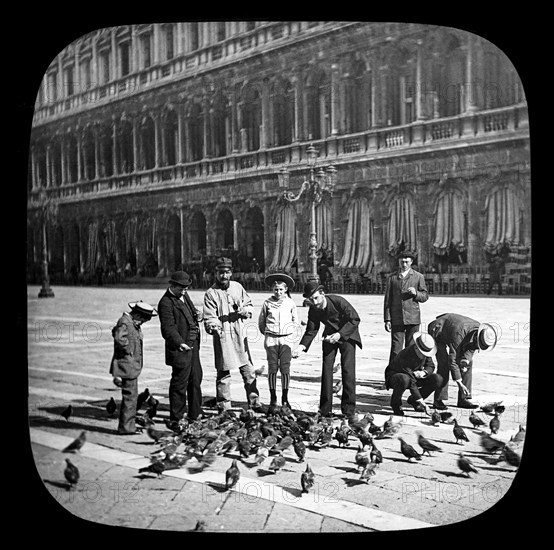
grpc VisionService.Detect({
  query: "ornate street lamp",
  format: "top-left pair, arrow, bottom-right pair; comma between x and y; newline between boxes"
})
35,189 -> 57,298
278,144 -> 337,281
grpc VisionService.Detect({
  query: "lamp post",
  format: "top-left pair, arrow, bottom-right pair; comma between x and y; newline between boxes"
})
36,190 -> 57,298
277,144 -> 337,281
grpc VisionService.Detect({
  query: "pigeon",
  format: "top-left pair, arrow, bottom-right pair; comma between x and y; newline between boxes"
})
301,463 -> 315,494
480,401 -> 503,415
138,460 -> 166,478
469,411 -> 486,428
378,415 -> 402,438
64,458 -> 80,488
137,388 -> 151,411
146,424 -> 174,443
106,397 -> 117,416
458,453 -> 478,477
268,452 -> 286,473
332,362 -> 340,374
225,459 -> 240,490
275,435 -> 294,452
399,437 -> 422,461
360,461 -> 378,483
502,443 -> 522,468
511,424 -> 526,443
255,444 -> 270,465
61,405 -> 73,422
489,412 -> 501,434
144,395 -> 159,419
62,431 -> 87,453
369,444 -> 383,465
494,404 -> 506,415
293,436 -> 306,462
355,445 -> 371,471
430,411 -> 442,426
439,411 -> 453,423
416,431 -> 442,456
237,438 -> 252,458
333,380 -> 342,396
479,431 -> 506,454
254,365 -> 265,377
334,426 -> 350,448
453,420 -> 470,444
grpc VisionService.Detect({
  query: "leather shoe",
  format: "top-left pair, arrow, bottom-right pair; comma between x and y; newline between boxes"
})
392,407 -> 404,416
432,400 -> 448,410
457,398 -> 478,409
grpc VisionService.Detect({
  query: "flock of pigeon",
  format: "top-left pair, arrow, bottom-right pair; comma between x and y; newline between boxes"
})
59,392 -> 524,495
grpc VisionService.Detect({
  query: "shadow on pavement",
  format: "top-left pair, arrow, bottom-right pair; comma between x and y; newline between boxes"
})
29,414 -> 120,436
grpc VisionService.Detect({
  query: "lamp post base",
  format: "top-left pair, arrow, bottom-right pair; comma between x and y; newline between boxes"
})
38,285 -> 55,298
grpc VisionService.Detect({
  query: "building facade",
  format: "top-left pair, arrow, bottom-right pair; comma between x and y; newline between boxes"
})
27,21 -> 530,293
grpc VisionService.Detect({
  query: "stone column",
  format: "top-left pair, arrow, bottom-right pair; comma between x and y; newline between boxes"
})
154,114 -> 161,168
330,63 -> 340,135
61,138 -> 67,185
57,56 -> 64,99
131,26 -> 138,73
177,103 -> 185,163
77,133 -> 83,181
231,91 -> 239,152
91,33 -> 98,87
110,28 -> 117,80
465,33 -> 478,113
202,96 -> 210,158
261,78 -> 270,148
30,148 -> 37,190
93,126 -> 100,179
153,24 -> 161,64
175,23 -> 184,55
293,76 -> 304,142
112,118 -> 118,175
415,40 -> 428,121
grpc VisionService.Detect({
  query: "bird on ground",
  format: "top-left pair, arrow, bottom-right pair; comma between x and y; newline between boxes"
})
275,435 -> 294,452
268,452 -> 286,473
146,423 -> 174,443
62,431 -> 87,453
453,420 -> 470,444
494,404 -> 506,415
225,459 -> 240,490
439,411 -> 454,423
399,437 -> 422,461
293,436 -> 306,462
138,460 -> 166,478
360,461 -> 378,483
136,388 -> 151,411
332,362 -> 340,374
479,431 -> 506,454
106,397 -> 117,416
480,401 -> 503,415
237,438 -> 252,458
430,411 -> 442,426
416,431 -> 442,456
370,444 -> 383,464
457,453 -> 478,477
255,444 -> 270,465
333,380 -> 342,396
469,411 -> 486,428
355,445 -> 371,471
378,416 -> 402,438
61,405 -> 73,422
501,443 -> 522,468
334,425 -> 351,448
489,412 -> 501,434
144,395 -> 159,419
64,458 -> 80,488
511,424 -> 526,443
301,463 -> 315,494
254,365 -> 265,377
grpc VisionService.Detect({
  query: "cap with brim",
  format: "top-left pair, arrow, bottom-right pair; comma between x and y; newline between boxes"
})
168,271 -> 192,287
265,273 -> 295,290
396,251 -> 417,260
215,257 -> 233,270
477,323 -> 497,351
413,331 -> 437,357
128,301 -> 158,317
302,281 -> 325,299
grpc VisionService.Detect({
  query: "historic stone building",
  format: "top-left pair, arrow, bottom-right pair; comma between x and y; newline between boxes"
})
27,21 -> 530,293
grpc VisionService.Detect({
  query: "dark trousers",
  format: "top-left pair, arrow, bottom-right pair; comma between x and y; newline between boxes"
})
389,324 -> 419,363
319,339 -> 356,416
434,342 -> 473,402
169,341 -> 203,421
389,372 -> 443,410
118,377 -> 138,434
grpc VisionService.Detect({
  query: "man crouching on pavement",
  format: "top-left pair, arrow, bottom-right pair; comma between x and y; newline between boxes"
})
384,331 -> 442,416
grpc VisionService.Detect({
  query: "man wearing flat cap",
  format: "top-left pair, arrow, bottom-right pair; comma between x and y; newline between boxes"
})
383,251 -> 429,363
384,331 -> 443,416
158,271 -> 203,423
110,301 -> 158,434
203,257 -> 262,411
292,282 -> 362,421
428,313 -> 498,410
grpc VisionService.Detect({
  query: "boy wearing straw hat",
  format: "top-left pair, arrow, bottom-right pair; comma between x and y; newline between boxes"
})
110,301 -> 158,434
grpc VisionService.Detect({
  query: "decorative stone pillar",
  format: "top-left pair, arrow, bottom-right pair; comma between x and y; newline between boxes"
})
131,26 -> 138,73
112,118 -> 118,175
261,78 -> 271,148
330,63 -> 340,135
76,133 -> 83,181
465,33 -> 478,113
177,102 -> 185,163
230,90 -> 239,153
110,28 -> 117,81
415,40 -> 428,121
154,114 -> 161,168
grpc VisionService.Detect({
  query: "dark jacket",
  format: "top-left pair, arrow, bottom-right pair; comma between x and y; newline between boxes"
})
299,294 -> 362,351
383,269 -> 428,325
427,313 -> 479,381
384,343 -> 436,399
110,313 -> 144,380
158,289 -> 201,367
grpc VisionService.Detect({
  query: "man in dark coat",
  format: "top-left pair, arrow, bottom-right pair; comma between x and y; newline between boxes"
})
292,282 -> 362,421
110,301 -> 157,435
383,251 -> 429,363
158,271 -> 203,423
428,313 -> 498,410
384,332 -> 442,416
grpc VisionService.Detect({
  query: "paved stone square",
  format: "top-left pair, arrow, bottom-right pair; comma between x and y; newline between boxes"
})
27,284 -> 530,533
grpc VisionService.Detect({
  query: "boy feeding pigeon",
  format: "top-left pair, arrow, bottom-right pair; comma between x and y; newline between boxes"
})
110,301 -> 157,435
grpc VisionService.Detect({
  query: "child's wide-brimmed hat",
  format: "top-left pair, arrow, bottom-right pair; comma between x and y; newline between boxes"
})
265,273 -> 295,290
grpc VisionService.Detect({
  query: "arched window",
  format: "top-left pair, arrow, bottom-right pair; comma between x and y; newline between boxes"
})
118,119 -> 134,173
163,109 -> 178,166
190,211 -> 207,258
306,70 -> 330,140
140,116 -> 156,170
216,209 -> 234,251
189,103 -> 204,161
272,78 -> 295,146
